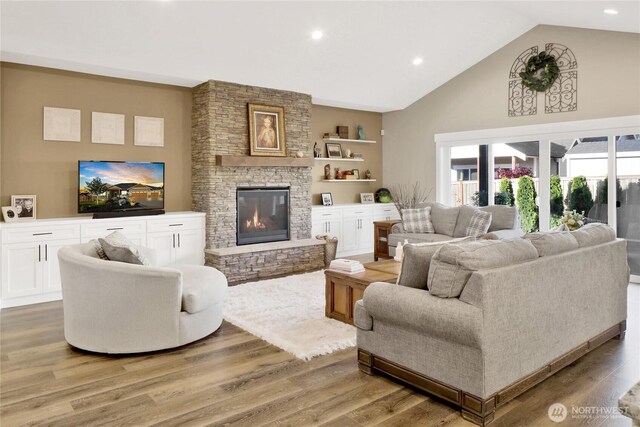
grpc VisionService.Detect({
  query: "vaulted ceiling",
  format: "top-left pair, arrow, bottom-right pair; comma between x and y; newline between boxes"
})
2,1 -> 639,112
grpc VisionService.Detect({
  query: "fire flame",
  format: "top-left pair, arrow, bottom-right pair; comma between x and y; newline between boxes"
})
244,206 -> 266,231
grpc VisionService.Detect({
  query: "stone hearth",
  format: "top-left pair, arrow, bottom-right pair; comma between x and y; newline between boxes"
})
191,80 -> 323,282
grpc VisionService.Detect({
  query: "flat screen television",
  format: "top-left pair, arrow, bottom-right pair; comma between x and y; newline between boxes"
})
78,161 -> 165,215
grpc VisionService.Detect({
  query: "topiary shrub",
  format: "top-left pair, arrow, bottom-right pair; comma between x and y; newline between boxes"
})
499,178 -> 515,206
568,176 -> 594,215
471,190 -> 508,207
596,177 -> 623,204
517,175 -> 539,232
550,175 -> 564,226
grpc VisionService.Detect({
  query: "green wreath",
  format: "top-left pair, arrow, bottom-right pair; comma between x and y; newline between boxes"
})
519,51 -> 559,92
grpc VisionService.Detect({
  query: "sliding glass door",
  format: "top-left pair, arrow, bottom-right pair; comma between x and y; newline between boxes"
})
435,116 -> 640,282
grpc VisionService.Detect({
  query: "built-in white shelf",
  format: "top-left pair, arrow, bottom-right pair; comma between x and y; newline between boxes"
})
322,179 -> 377,183
314,157 -> 364,162
322,137 -> 376,144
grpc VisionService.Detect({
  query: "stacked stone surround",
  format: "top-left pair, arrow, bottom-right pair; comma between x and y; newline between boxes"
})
191,80 -> 320,282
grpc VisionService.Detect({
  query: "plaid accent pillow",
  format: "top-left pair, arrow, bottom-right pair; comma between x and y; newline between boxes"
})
466,210 -> 492,237
401,207 -> 434,234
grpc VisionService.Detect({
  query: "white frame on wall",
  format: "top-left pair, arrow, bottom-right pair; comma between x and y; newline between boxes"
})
435,115 -> 640,282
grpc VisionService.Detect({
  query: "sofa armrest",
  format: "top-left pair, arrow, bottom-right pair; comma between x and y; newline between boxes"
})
362,282 -> 482,346
391,222 -> 405,234
354,300 -> 372,331
482,228 -> 524,240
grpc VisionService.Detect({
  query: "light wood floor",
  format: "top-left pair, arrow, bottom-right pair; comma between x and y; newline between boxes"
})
1,284 -> 638,427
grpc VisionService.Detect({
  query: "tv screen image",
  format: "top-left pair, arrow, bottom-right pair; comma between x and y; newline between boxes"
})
79,161 -> 165,214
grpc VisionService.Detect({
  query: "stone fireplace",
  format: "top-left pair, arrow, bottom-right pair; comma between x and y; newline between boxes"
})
191,80 -> 324,283
237,187 -> 289,245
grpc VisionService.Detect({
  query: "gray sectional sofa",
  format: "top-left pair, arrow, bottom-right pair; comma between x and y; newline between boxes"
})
357,223 -> 629,425
388,202 -> 523,257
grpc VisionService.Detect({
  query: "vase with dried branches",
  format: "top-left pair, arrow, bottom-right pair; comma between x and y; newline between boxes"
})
389,182 -> 433,219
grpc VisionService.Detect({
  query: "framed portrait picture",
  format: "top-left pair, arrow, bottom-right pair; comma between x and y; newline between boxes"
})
1,207 -> 19,222
321,192 -> 333,206
360,193 -> 375,204
11,195 -> 37,220
248,104 -> 286,157
325,143 -> 342,159
352,169 -> 360,179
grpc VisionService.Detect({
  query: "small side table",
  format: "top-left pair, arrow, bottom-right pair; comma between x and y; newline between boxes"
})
373,220 -> 400,261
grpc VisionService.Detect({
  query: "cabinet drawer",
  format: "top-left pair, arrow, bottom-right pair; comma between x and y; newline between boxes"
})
312,208 -> 341,221
2,224 -> 81,244
373,204 -> 399,215
146,216 -> 203,233
342,206 -> 373,219
81,220 -> 147,239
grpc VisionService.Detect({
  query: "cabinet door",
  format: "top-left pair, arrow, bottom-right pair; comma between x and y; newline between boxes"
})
175,229 -> 205,265
2,242 -> 42,298
328,219 -> 343,252
357,216 -> 374,252
341,218 -> 359,252
146,231 -> 175,266
312,220 -> 326,237
42,240 -> 76,293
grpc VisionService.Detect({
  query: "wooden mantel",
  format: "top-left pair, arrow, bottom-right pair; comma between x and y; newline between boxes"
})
215,155 -> 314,167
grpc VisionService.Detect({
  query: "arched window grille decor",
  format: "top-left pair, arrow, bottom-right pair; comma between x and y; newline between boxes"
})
508,43 -> 577,117
508,47 -> 538,117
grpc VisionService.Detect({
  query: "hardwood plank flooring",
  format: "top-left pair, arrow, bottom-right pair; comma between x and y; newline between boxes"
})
1,284 -> 638,426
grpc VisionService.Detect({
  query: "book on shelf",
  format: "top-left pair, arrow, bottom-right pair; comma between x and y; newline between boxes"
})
329,259 -> 365,274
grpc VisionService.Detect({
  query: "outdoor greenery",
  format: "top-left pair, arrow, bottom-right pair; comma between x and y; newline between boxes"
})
568,176 -> 594,215
471,190 -> 508,207
516,175 -> 539,232
550,175 -> 564,227
596,177 -> 622,204
84,177 -> 107,205
499,178 -> 515,206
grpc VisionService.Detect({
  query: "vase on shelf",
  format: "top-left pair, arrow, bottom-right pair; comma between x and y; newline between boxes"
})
357,125 -> 365,140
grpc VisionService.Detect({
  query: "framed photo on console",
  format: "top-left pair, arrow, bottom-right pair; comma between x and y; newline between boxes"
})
321,193 -> 333,206
10,195 -> 37,220
248,104 -> 286,157
360,193 -> 374,204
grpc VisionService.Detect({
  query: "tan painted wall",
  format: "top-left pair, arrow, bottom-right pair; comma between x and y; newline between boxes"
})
311,105 -> 383,205
0,63 -> 193,219
382,25 -> 640,196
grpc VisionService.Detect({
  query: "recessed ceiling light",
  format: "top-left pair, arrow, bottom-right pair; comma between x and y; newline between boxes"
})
413,57 -> 424,66
311,30 -> 323,40
604,9 -> 618,15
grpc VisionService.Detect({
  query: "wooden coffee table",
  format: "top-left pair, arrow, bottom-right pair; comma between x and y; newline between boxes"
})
325,259 -> 401,325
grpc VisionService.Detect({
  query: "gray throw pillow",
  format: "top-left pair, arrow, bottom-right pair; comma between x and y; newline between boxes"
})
571,223 -> 616,248
397,237 -> 474,290
466,211 -> 492,237
98,231 -> 149,265
90,239 -> 109,260
401,207 -> 434,234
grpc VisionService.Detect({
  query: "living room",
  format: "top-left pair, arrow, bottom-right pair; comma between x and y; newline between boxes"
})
1,1 -> 639,426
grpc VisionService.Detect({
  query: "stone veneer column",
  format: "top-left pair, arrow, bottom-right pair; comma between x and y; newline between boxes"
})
191,80 -> 313,251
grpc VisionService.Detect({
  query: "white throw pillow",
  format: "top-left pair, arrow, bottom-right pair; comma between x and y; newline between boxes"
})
98,231 -> 149,265
401,207 -> 434,234
465,210 -> 492,237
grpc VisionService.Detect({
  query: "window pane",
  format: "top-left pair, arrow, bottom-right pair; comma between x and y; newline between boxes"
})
494,141 -> 539,232
616,134 -> 640,276
450,145 -> 479,207
549,137 -> 606,228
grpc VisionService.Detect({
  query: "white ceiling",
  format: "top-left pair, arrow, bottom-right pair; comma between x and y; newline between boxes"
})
1,1 -> 639,112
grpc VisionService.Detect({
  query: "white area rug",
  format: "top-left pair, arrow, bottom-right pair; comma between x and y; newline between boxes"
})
223,270 -> 356,361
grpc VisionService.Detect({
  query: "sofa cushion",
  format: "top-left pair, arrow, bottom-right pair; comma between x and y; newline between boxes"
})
428,202 -> 460,236
523,232 -> 579,256
571,223 -> 616,248
98,231 -> 149,265
466,210 -> 492,237
175,265 -> 228,314
397,237 -> 474,290
389,232 -> 454,248
453,205 -> 478,237
479,205 -> 518,232
401,207 -> 434,234
428,239 -> 538,298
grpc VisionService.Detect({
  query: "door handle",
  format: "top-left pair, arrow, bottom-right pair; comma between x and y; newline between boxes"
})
45,244 -> 48,262
106,227 -> 123,231
172,234 -> 176,248
33,232 -> 53,236
169,224 -> 183,227
329,222 -> 331,233
38,244 -> 41,262
178,233 -> 181,248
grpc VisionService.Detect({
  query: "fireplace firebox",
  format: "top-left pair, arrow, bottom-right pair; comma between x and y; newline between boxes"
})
237,188 -> 290,245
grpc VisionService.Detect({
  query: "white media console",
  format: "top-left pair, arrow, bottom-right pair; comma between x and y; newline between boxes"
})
0,211 -> 205,308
